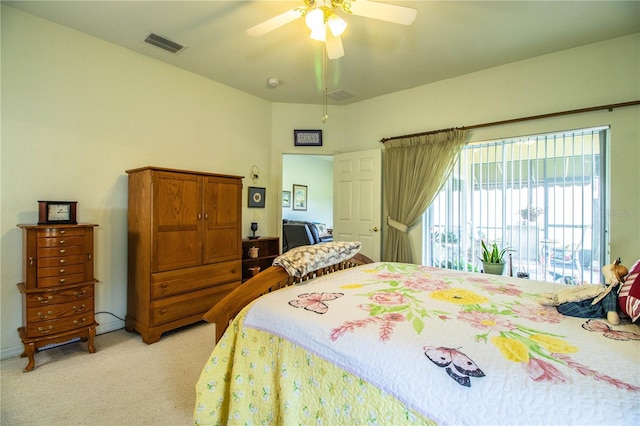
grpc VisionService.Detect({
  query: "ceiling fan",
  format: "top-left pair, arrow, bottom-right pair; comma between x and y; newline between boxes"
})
246,0 -> 417,59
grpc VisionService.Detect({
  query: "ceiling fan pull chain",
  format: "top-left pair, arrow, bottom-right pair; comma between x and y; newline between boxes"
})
322,43 -> 328,123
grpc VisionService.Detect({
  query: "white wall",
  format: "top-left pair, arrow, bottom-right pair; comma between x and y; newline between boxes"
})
2,4 -> 638,358
282,154 -> 333,226
1,6 -> 274,357
274,34 -> 640,265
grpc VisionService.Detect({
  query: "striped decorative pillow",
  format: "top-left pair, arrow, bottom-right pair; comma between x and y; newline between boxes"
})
618,258 -> 640,322
273,241 -> 362,278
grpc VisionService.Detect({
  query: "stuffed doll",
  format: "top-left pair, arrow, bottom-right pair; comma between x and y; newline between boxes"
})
539,258 -> 629,325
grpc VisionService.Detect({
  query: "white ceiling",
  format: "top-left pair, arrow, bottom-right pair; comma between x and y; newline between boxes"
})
4,1 -> 640,105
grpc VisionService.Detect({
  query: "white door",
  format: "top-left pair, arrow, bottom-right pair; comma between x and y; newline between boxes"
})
333,149 -> 382,261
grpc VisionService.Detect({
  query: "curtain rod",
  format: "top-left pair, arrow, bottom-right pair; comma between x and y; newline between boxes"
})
379,100 -> 640,143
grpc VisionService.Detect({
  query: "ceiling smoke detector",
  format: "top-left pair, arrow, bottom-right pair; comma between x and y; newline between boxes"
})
267,77 -> 281,88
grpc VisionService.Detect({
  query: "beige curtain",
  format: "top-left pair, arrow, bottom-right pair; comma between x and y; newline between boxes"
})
383,128 -> 470,262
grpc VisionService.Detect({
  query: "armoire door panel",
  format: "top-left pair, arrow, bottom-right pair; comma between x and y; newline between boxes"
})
152,171 -> 203,272
155,230 -> 201,272
203,177 -> 241,263
204,228 -> 241,263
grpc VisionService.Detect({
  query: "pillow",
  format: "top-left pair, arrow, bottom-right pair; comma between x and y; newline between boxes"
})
314,222 -> 328,235
618,258 -> 640,322
273,241 -> 362,278
306,222 -> 321,244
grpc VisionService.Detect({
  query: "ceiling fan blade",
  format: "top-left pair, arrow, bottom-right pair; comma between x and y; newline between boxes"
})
246,8 -> 303,37
325,33 -> 344,59
349,1 -> 417,25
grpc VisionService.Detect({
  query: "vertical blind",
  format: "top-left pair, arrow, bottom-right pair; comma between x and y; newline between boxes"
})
424,126 -> 608,285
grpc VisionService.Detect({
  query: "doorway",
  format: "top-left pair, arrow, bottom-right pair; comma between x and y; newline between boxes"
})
281,153 -> 334,239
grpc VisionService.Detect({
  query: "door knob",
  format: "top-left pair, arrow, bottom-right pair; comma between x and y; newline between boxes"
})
371,227 -> 380,232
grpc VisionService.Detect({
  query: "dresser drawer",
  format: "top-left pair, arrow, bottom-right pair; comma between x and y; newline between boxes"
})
38,254 -> 85,268
38,273 -> 86,288
38,236 -> 85,248
38,263 -> 85,278
37,227 -> 87,238
25,284 -> 94,307
25,311 -> 95,338
151,260 -> 241,299
26,299 -> 92,322
150,281 -> 239,326
38,245 -> 85,258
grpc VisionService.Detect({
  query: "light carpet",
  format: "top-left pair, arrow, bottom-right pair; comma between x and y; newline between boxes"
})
1,322 -> 217,425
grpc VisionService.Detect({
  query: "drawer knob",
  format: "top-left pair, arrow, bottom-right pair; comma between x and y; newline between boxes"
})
37,295 -> 54,304
59,240 -> 66,245
59,278 -> 66,284
60,259 -> 66,264
59,249 -> 66,254
29,257 -> 35,266
160,283 -> 169,288
73,317 -> 87,326
37,310 -> 53,319
38,325 -> 54,334
59,229 -> 66,234
74,289 -> 86,298
73,304 -> 86,312
59,268 -> 66,274
159,308 -> 168,315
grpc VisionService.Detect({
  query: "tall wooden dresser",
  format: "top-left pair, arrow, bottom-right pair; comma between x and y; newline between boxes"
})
125,167 -> 243,343
17,223 -> 99,372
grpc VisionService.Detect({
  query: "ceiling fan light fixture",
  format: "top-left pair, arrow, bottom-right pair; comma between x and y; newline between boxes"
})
327,14 -> 347,37
305,8 -> 325,31
309,25 -> 327,41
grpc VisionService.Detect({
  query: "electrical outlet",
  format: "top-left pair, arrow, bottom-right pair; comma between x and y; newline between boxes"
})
254,212 -> 262,220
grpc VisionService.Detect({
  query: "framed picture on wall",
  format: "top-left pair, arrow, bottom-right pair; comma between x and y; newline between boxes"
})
248,186 -> 266,208
294,130 -> 322,147
292,184 -> 307,211
282,190 -> 291,208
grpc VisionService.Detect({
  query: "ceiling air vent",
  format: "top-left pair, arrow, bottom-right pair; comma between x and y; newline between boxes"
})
144,33 -> 187,54
327,89 -> 354,101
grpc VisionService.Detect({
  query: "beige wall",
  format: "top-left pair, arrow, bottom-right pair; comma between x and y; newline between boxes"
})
1,6 -> 274,356
273,34 -> 639,266
338,33 -> 640,266
1,4 -> 638,358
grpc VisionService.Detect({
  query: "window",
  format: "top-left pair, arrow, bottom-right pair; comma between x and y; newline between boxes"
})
424,127 -> 608,285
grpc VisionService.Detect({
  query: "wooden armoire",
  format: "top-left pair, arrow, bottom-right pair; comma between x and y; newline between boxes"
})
125,166 -> 243,343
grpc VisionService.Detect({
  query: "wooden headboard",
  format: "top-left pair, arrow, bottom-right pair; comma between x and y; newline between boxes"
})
202,252 -> 374,342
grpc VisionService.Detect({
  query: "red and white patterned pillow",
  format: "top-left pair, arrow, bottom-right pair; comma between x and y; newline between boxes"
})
618,258 -> 640,322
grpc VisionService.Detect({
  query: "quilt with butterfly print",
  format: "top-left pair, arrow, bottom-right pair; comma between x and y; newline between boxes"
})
195,263 -> 640,425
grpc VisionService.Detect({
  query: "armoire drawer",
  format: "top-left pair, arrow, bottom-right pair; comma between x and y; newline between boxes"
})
150,281 -> 240,326
150,260 -> 241,299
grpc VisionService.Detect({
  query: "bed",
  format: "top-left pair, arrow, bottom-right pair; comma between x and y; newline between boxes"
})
195,242 -> 640,425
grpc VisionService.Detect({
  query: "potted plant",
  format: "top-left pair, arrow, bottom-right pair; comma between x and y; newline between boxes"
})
479,240 -> 509,275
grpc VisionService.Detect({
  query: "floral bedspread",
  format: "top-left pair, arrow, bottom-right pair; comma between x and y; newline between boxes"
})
196,263 -> 640,425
